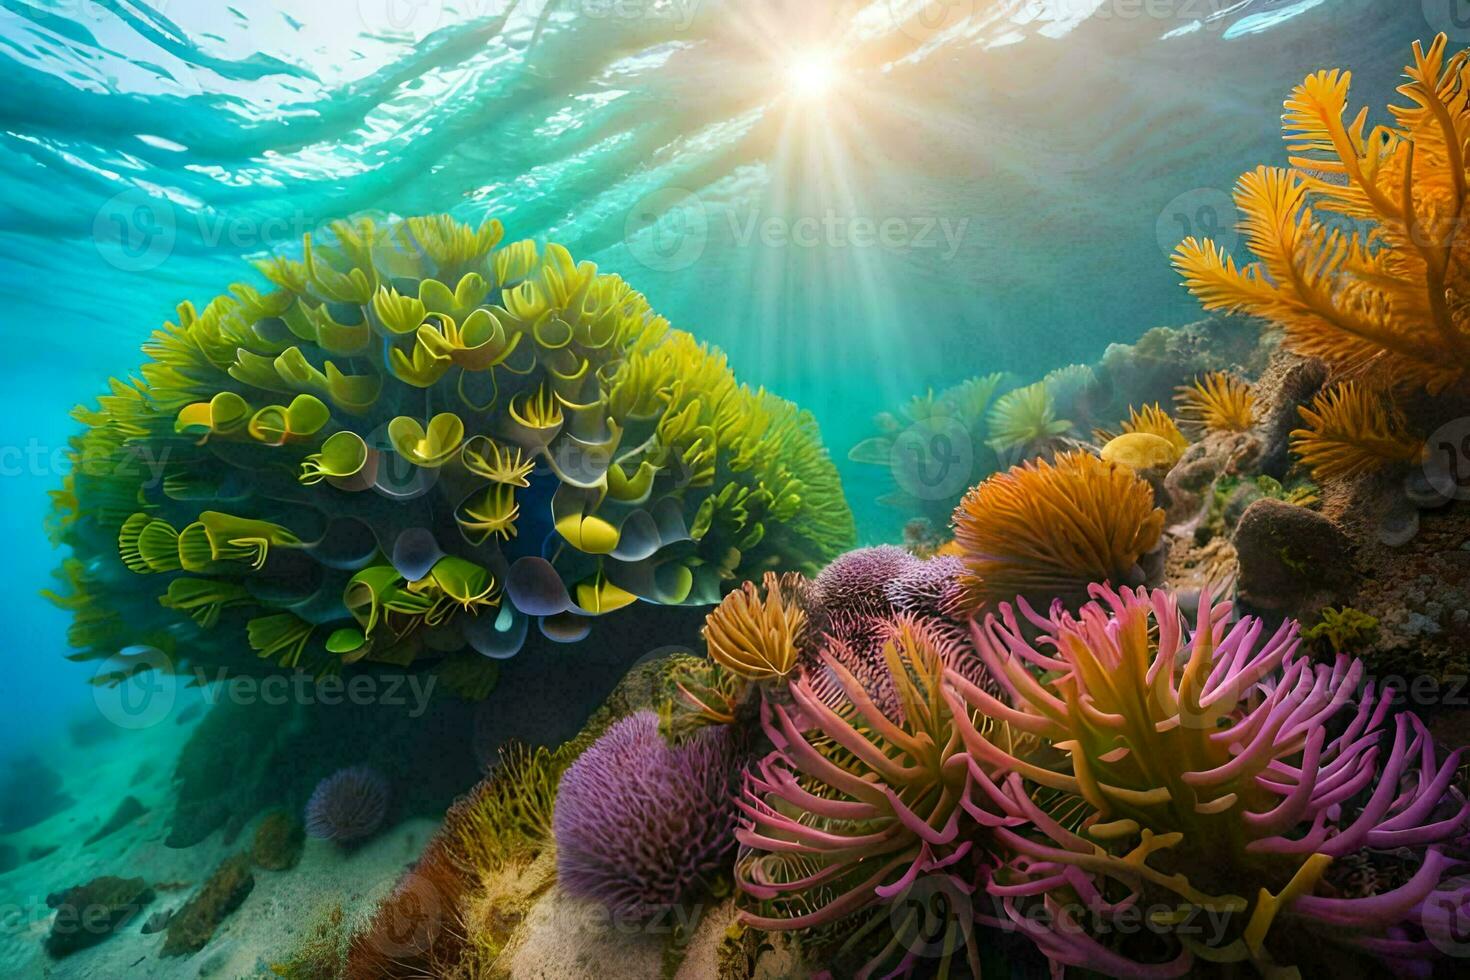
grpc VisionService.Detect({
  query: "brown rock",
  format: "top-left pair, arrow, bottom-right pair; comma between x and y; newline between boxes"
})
161,854 -> 255,956
1233,498 -> 1357,626
45,875 -> 154,958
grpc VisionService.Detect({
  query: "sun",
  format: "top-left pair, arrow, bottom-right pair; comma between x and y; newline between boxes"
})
786,48 -> 839,99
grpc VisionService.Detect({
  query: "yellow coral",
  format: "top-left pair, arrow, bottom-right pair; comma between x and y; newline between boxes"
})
985,381 -> 1071,452
1175,372 -> 1256,433
951,451 -> 1164,611
1121,403 -> 1189,458
1173,35 -> 1470,394
701,571 -> 806,682
1290,380 -> 1424,481
1100,432 -> 1179,473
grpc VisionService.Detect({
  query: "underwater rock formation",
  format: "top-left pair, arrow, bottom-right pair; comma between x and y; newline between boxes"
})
47,215 -> 852,686
251,807 -> 305,871
162,853 -> 256,956
83,794 -> 147,846
0,754 -> 72,833
44,875 -> 155,958
554,710 -> 737,920
1233,497 -> 1356,626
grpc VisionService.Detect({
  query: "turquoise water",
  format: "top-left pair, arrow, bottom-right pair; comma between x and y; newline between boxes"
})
0,0 -> 1441,779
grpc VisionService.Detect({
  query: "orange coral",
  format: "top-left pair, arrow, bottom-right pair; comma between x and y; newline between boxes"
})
701,571 -> 807,682
1291,381 -> 1424,481
950,451 -> 1164,612
1175,372 -> 1256,433
1174,34 -> 1470,394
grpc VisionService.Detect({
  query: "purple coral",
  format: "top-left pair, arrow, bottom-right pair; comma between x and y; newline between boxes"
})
305,766 -> 390,844
884,555 -> 967,621
554,711 -> 737,919
812,545 -> 919,618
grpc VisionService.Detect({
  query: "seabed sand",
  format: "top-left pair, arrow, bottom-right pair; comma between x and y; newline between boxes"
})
0,698 -> 435,979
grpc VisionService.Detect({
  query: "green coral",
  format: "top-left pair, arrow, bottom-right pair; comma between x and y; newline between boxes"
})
48,215 -> 853,683
1302,606 -> 1380,653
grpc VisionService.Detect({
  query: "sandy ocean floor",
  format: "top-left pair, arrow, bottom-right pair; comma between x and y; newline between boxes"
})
0,696 -> 435,979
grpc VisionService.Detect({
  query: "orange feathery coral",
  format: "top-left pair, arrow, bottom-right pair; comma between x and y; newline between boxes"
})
1173,34 -> 1470,394
1121,402 -> 1189,455
1291,381 -> 1424,481
950,450 -> 1164,612
702,571 -> 807,682
1175,372 -> 1256,433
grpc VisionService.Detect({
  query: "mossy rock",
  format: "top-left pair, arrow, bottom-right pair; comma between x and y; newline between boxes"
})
45,875 -> 155,958
161,853 -> 255,957
252,808 -> 305,871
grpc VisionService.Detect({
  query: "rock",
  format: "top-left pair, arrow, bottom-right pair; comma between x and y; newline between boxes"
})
1253,353 -> 1328,478
27,844 -> 57,862
161,854 -> 255,957
251,808 -> 304,871
84,795 -> 148,846
0,844 -> 17,873
1233,498 -> 1357,626
44,875 -> 155,958
141,908 -> 173,935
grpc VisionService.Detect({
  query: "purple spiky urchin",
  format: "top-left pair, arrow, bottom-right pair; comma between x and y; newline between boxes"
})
884,555 -> 968,621
554,711 -> 737,919
305,766 -> 390,844
811,545 -> 919,619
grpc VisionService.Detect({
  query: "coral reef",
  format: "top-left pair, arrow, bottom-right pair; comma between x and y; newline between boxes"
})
45,876 -> 155,958
737,615 -> 1011,976
47,215 -> 852,684
1291,381 -> 1424,481
950,450 -> 1165,611
304,765 -> 391,844
554,711 -> 737,920
162,853 -> 256,956
1175,370 -> 1257,433
701,571 -> 808,683
1174,34 -> 1470,395
955,585 -> 1470,975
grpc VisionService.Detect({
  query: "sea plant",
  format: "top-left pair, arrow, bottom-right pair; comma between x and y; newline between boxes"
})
1301,605 -> 1380,653
736,615 -> 1020,976
986,381 -> 1072,454
1290,380 -> 1424,482
47,215 -> 853,685
1174,371 -> 1256,433
553,710 -> 738,920
702,571 -> 809,683
1173,34 -> 1470,394
950,450 -> 1164,613
304,765 -> 390,844
950,585 -> 1470,975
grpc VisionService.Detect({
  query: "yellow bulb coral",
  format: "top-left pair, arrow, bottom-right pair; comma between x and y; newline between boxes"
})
1175,372 -> 1256,433
1121,403 -> 1189,458
950,450 -> 1164,612
1100,432 -> 1179,474
701,571 -> 807,682
1174,34 -> 1470,394
1290,381 -> 1424,481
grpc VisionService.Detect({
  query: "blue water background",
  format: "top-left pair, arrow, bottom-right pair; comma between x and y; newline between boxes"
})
0,0 -> 1442,751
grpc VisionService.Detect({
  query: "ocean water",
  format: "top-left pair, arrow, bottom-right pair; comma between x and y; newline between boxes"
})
0,0 -> 1457,972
